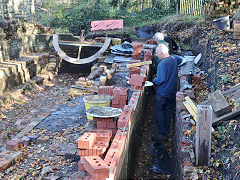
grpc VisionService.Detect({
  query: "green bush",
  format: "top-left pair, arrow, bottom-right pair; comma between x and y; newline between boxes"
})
38,0 -> 178,35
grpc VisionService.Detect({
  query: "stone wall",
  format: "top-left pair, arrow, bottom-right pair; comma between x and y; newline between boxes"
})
0,0 -> 36,21
0,19 -> 53,63
0,1 -> 58,95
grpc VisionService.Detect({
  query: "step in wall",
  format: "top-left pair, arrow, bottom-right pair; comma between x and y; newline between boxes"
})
0,53 -> 60,95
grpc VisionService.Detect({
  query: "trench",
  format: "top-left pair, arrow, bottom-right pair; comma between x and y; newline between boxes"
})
126,86 -> 175,179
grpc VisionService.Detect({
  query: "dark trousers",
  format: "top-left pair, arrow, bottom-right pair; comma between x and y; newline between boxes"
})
154,94 -> 176,135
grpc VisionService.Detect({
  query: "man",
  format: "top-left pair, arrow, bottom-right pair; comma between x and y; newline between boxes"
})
161,30 -> 181,55
152,32 -> 169,74
152,44 -> 183,141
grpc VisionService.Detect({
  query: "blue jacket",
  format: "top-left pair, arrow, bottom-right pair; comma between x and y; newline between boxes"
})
153,55 -> 183,96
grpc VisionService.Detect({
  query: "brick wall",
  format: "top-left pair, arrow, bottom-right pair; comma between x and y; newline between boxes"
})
0,0 -> 36,21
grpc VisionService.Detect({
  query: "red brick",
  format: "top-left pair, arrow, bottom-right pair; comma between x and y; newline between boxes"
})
118,99 -> 127,105
78,133 -> 97,149
0,158 -> 11,172
132,54 -> 141,60
117,116 -> 129,128
111,104 -> 125,109
111,97 -> 120,105
102,117 -> 114,122
83,156 -> 109,178
78,149 -> 93,156
6,140 -> 19,151
113,87 -> 128,96
106,121 -> 117,129
123,105 -> 134,113
129,79 -> 144,86
147,39 -> 155,44
129,67 -> 141,76
131,74 -> 147,82
131,84 -> 142,91
98,86 -> 114,96
78,160 -> 85,171
97,121 -> 107,129
113,95 -> 128,100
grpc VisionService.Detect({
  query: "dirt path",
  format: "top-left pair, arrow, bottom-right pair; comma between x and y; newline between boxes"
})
0,73 -> 79,149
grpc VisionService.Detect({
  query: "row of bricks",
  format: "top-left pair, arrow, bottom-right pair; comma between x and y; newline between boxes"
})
117,104 -> 135,129
93,117 -> 114,122
97,121 -> 117,129
175,88 -> 196,179
104,130 -> 128,177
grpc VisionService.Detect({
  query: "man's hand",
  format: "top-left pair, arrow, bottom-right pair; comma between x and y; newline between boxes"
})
178,57 -> 187,67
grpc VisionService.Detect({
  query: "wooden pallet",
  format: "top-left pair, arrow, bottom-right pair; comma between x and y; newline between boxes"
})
201,83 -> 240,124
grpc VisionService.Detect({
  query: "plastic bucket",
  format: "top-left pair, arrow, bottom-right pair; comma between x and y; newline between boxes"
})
83,95 -> 113,120
213,16 -> 230,30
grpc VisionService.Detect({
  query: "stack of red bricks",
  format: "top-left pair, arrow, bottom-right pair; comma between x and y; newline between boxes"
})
78,130 -> 112,174
77,130 -> 112,158
132,43 -> 142,60
129,74 -> 147,91
93,117 -> 117,135
129,66 -> 141,78
98,86 -> 114,96
144,49 -> 153,61
111,87 -> 129,109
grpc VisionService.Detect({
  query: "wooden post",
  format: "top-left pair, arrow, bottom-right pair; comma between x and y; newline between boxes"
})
195,105 -> 213,166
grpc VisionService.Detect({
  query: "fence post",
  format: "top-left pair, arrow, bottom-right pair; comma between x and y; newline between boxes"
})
195,105 -> 213,166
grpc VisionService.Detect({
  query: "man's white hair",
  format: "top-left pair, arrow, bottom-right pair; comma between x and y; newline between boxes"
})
153,32 -> 164,41
156,44 -> 169,55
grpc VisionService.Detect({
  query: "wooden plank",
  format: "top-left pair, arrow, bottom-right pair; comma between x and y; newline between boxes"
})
71,85 -> 98,93
58,42 -> 103,47
53,34 -> 111,64
213,109 -> 240,124
183,100 -> 197,121
208,90 -> 231,117
127,61 -> 152,68
185,97 -> 197,113
195,105 -> 213,166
